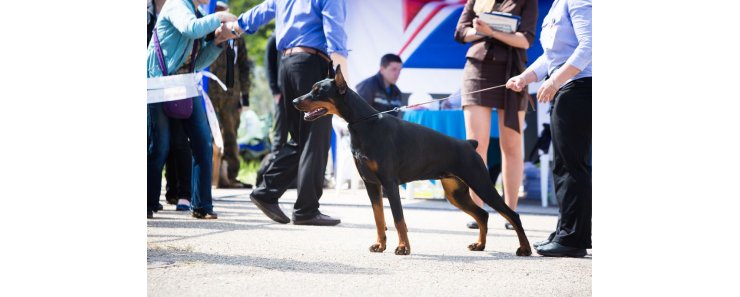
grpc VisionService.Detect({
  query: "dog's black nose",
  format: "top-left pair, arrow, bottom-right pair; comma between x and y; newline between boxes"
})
292,98 -> 300,106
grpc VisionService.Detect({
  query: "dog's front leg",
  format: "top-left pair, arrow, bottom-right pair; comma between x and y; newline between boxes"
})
365,182 -> 387,253
383,180 -> 410,255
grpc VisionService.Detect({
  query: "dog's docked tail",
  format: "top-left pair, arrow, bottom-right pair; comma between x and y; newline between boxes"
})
466,139 -> 478,149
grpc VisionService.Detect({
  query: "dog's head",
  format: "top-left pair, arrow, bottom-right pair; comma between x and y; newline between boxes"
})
293,65 -> 348,121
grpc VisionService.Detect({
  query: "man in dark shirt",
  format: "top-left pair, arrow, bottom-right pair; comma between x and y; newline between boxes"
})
208,1 -> 253,189
355,54 -> 404,116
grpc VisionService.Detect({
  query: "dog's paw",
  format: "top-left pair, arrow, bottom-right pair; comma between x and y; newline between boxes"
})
516,246 -> 532,256
467,242 -> 486,251
369,243 -> 386,253
394,245 -> 410,255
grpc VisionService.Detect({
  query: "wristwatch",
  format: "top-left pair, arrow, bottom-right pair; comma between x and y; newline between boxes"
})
230,24 -> 242,38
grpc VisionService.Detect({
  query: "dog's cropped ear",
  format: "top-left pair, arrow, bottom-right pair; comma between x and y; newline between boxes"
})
335,65 -> 347,95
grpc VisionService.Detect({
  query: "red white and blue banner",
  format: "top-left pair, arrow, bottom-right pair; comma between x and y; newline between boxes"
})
345,0 -> 552,95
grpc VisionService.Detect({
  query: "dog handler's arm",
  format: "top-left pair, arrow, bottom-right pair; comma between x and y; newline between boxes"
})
454,0 -> 483,43
484,23 -> 531,49
232,0 -> 276,35
536,64 -> 582,103
322,0 -> 351,86
462,26 -> 486,43
506,55 -> 547,92
331,53 -> 350,86
535,1 -> 591,103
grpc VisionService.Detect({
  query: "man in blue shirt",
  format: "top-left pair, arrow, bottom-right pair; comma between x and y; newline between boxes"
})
507,0 -> 592,257
229,0 -> 349,226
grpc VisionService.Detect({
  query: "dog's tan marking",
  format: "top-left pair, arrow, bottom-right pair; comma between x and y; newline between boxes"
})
365,159 -> 379,173
394,219 -> 410,255
305,101 -> 339,117
441,177 -> 462,208
369,198 -> 387,253
441,177 -> 487,251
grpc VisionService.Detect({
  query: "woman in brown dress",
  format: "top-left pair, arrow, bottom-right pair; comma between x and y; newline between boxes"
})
454,0 -> 538,229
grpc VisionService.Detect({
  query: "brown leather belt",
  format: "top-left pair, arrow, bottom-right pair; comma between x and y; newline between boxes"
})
282,46 -> 331,63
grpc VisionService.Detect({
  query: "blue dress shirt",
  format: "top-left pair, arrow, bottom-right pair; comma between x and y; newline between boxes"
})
528,0 -> 592,83
237,0 -> 348,57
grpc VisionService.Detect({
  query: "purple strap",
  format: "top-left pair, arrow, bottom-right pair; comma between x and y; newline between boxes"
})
152,29 -> 168,76
152,29 -> 200,76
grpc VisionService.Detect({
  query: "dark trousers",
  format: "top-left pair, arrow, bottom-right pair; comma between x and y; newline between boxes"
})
271,92 -> 290,152
148,96 -> 213,214
164,119 -> 192,203
550,77 -> 592,249
256,91 -> 295,187
213,95 -> 242,182
250,52 -> 332,220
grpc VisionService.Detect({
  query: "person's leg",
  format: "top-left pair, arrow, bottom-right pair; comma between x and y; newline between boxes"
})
463,105 -> 491,208
256,97 -> 289,187
221,97 -> 243,185
487,137 -> 503,186
181,96 -> 215,216
497,109 -> 526,212
250,55 -> 306,205
147,103 -> 171,215
164,153 -> 178,205
272,94 -> 289,151
169,119 -> 192,208
549,79 -> 592,249
284,54 -> 332,220
293,115 -> 332,219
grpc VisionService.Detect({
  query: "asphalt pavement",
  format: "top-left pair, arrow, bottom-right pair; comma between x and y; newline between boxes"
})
148,188 -> 591,297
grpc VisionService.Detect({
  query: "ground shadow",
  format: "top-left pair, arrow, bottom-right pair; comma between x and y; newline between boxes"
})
147,218 -> 297,232
334,222 -> 521,239
410,251 -> 591,262
147,249 -> 387,275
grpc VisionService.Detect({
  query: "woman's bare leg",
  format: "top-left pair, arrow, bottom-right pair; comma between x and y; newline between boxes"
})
497,109 -> 526,211
463,105 -> 492,208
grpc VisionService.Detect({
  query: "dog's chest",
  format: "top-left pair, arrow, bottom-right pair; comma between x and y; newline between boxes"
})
350,145 -> 385,182
351,148 -> 368,161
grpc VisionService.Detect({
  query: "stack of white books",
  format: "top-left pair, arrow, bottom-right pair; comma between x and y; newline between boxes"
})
479,11 -> 521,33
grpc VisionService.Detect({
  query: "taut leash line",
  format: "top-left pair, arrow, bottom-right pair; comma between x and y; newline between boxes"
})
352,83 -> 509,124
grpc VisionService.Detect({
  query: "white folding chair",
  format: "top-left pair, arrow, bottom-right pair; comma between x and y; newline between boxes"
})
332,117 -> 362,191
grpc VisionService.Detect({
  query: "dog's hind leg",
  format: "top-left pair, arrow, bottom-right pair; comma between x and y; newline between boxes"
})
455,163 -> 532,256
441,177 -> 489,251
364,181 -> 387,253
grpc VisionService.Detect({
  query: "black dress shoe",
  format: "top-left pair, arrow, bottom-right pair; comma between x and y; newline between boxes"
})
467,221 -> 479,229
533,239 -> 551,248
192,210 -> 218,219
250,195 -> 290,224
157,203 -> 164,211
535,242 -> 587,258
147,209 -> 154,219
293,212 -> 341,226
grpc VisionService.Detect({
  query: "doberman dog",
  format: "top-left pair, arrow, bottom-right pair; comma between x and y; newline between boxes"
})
293,66 -> 531,256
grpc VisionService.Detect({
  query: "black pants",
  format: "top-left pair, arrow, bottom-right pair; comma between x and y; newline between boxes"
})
271,92 -> 290,152
550,77 -> 592,249
255,89 -> 293,187
250,52 -> 332,220
164,118 -> 192,203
